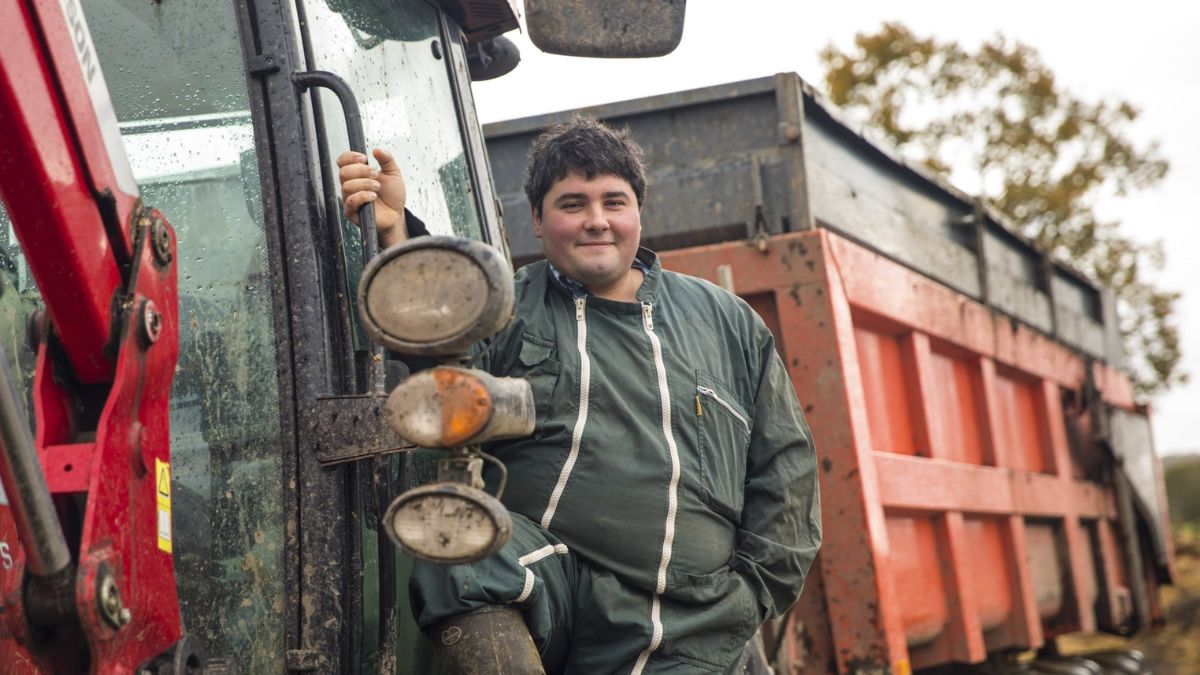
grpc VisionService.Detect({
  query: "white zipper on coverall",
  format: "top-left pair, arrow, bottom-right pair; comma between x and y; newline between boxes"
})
696,386 -> 751,433
540,297 -> 590,529
631,302 -> 683,675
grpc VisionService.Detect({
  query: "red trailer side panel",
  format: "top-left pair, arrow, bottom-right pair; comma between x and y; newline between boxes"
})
662,228 -> 1160,673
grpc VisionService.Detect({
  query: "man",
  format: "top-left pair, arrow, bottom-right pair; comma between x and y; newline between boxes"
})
338,117 -> 821,674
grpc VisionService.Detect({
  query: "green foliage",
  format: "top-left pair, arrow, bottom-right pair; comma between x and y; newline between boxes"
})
1165,458 -> 1200,526
820,22 -> 1183,395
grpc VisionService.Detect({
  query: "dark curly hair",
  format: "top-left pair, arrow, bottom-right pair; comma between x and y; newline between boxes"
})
523,115 -> 647,216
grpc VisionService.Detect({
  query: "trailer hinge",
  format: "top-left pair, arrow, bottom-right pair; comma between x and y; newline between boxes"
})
285,649 -> 330,672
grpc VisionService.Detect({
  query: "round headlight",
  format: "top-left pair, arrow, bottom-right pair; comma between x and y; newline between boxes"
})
382,483 -> 512,564
358,236 -> 514,356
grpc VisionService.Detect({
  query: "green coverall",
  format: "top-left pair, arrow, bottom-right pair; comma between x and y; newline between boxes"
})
411,249 -> 821,674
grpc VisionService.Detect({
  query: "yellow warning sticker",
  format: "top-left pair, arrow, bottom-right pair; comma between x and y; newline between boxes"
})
155,459 -> 172,553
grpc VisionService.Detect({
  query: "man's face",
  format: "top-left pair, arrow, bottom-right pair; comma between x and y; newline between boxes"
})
533,171 -> 642,295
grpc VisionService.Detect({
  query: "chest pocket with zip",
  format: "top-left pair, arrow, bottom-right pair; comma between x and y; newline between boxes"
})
695,370 -> 752,522
514,333 -> 561,440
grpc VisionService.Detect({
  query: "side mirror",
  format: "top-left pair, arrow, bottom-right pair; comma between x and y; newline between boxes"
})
524,0 -> 687,58
467,36 -> 522,82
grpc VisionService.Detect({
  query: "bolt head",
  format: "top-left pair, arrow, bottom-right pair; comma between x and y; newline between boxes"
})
96,571 -> 129,629
151,219 -> 173,265
100,575 -> 117,606
141,300 -> 162,344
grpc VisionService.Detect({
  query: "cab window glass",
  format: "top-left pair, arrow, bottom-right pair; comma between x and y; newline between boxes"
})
84,1 -> 286,670
301,0 -> 484,281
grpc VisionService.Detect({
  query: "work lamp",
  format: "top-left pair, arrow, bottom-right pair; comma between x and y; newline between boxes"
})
358,235 -> 529,565
358,235 -> 514,356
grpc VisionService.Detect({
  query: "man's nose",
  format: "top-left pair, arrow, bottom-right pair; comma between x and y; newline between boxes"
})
582,203 -> 609,230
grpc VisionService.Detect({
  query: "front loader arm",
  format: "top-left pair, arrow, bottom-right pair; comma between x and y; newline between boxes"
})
0,0 -> 185,671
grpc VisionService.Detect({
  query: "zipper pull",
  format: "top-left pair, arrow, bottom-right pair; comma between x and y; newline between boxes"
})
641,303 -> 653,330
695,394 -> 703,417
575,297 -> 585,320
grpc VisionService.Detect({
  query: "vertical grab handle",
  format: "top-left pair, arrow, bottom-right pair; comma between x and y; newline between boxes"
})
292,70 -> 386,395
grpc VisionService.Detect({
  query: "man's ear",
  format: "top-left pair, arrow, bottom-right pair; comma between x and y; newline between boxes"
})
531,205 -> 543,239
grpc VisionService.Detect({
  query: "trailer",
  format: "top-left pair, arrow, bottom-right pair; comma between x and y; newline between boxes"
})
483,73 -> 1174,674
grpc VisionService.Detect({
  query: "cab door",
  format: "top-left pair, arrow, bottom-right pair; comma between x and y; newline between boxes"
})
243,0 -> 503,671
0,0 -> 499,671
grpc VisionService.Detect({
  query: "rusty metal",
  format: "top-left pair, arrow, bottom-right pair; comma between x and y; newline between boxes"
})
307,393 -> 414,465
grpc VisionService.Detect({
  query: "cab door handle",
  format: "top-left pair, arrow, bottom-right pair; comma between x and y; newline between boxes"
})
292,69 -> 385,395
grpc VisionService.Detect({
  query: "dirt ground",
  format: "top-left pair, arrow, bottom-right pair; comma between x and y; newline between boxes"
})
1058,526 -> 1200,675
1134,526 -> 1200,675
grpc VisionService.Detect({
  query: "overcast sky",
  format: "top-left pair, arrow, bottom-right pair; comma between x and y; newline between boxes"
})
473,1 -> 1200,456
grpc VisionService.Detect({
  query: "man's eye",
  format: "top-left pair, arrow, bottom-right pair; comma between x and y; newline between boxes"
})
605,200 -> 626,208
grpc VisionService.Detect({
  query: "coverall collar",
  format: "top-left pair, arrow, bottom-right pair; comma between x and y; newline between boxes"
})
546,247 -> 661,306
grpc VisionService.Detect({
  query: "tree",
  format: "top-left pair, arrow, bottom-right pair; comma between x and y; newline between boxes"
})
820,22 -> 1183,396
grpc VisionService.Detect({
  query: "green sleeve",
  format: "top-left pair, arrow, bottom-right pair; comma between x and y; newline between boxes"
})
730,334 -> 822,619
